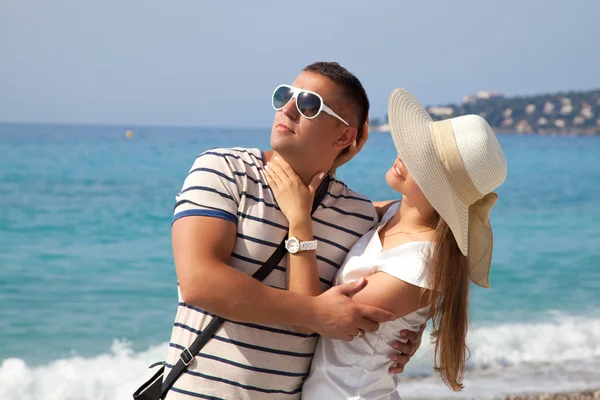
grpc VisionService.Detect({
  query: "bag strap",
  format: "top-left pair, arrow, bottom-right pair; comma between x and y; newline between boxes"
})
160,175 -> 331,398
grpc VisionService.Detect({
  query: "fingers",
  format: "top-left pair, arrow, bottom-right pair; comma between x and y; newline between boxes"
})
343,328 -> 365,341
272,156 -> 296,180
308,172 -> 325,195
267,159 -> 290,181
390,352 -> 410,366
330,118 -> 369,172
389,363 -> 404,374
388,353 -> 410,374
355,318 -> 379,333
388,340 -> 411,374
357,120 -> 369,151
348,140 -> 359,157
344,123 -> 368,160
264,166 -> 276,189
392,339 -> 417,356
264,164 -> 282,189
400,329 -> 419,343
336,277 -> 367,296
357,132 -> 368,151
361,119 -> 369,138
358,304 -> 396,324
389,323 -> 418,375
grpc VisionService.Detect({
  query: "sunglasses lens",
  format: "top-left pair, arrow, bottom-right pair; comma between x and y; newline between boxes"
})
297,92 -> 322,118
273,86 -> 293,109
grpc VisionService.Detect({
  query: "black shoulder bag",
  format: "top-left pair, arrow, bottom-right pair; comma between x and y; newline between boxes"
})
133,176 -> 330,400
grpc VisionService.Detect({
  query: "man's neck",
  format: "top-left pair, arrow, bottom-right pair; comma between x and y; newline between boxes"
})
264,150 -> 331,186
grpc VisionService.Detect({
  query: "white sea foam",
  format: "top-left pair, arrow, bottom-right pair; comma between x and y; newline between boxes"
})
2,316 -> 600,399
0,340 -> 166,400
403,314 -> 600,377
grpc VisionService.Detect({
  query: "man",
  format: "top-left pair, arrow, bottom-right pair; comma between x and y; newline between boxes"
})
164,62 -> 424,399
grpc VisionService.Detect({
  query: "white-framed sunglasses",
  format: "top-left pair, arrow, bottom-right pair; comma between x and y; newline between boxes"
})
272,84 -> 350,126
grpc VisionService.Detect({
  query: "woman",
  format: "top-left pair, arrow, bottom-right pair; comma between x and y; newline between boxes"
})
264,89 -> 508,399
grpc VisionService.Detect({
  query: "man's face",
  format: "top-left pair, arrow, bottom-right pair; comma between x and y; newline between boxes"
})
270,71 -> 350,164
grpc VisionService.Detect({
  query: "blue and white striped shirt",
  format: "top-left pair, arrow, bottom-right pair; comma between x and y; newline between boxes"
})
165,147 -> 378,399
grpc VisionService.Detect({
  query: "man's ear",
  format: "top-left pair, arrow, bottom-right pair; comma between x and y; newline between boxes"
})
335,126 -> 358,149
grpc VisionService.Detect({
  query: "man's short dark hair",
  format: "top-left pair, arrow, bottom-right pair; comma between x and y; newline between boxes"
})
303,62 -> 370,142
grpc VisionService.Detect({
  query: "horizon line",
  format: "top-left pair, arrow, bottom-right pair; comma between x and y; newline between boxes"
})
0,120 -> 272,132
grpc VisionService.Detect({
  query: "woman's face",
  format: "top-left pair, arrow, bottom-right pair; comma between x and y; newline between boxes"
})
385,156 -> 424,200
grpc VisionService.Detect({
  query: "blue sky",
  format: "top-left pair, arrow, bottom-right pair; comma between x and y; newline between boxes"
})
1,0 -> 598,128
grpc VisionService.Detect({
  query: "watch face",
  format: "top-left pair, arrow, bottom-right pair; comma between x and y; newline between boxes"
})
287,238 -> 300,253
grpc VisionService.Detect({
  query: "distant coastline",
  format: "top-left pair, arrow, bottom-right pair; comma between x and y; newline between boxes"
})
370,88 -> 600,136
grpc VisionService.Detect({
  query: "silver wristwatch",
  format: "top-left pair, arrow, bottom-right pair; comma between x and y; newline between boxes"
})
285,237 -> 318,254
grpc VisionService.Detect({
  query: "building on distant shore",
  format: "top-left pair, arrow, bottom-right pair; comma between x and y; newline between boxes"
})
463,91 -> 504,104
427,106 -> 454,118
369,88 -> 600,135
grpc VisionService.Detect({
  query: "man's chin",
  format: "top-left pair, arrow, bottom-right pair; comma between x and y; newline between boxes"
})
270,136 -> 294,153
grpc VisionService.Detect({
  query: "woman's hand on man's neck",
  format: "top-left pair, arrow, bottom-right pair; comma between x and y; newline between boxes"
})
264,150 -> 332,186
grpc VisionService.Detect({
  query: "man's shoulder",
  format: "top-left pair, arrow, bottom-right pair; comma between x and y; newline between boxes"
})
196,147 -> 263,163
193,147 -> 264,172
326,176 -> 377,222
328,176 -> 373,204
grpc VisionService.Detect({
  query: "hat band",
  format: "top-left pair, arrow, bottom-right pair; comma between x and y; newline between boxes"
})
431,119 -> 483,206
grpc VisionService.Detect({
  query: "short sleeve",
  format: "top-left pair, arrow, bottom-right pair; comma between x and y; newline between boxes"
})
172,149 -> 241,225
376,243 -> 432,290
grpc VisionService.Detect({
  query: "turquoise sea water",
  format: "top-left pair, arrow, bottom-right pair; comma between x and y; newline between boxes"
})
1,123 -> 599,399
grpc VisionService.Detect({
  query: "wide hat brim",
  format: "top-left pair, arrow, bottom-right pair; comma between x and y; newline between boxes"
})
388,89 -> 496,288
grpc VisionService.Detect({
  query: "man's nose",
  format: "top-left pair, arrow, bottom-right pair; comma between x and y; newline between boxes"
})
281,98 -> 300,122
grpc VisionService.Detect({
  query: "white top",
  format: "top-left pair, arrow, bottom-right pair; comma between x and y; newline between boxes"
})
302,203 -> 432,400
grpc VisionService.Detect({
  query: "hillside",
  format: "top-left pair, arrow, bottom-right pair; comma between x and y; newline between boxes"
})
370,89 -> 600,135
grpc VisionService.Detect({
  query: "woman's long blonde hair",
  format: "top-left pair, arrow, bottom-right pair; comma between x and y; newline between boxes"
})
425,213 -> 470,391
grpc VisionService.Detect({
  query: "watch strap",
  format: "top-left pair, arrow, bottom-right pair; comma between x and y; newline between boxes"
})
299,240 -> 318,251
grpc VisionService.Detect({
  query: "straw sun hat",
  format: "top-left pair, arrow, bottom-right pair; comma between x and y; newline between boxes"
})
388,89 -> 507,288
